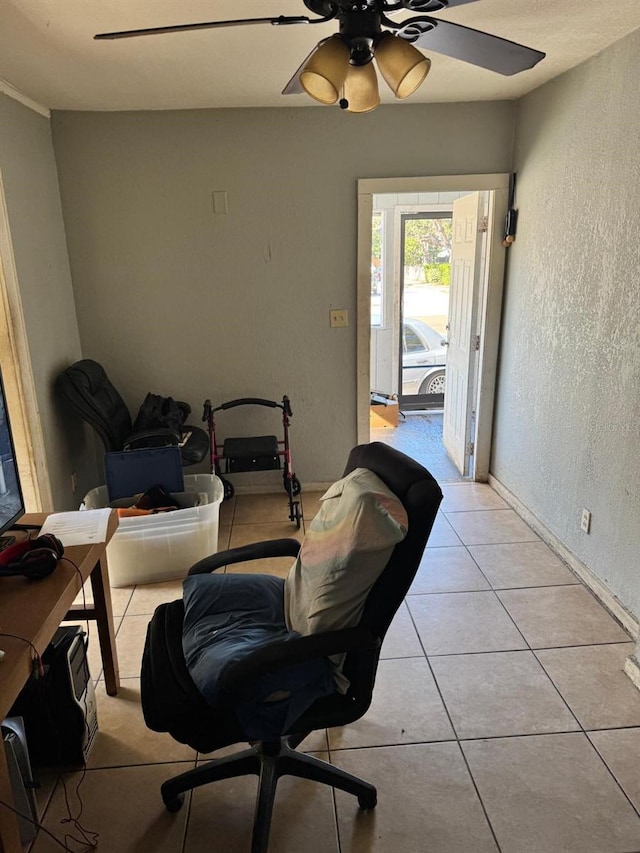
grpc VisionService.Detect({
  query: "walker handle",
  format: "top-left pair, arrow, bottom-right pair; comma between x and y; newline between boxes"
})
218,397 -> 280,410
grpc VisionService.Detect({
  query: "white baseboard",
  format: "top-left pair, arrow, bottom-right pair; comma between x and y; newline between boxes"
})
488,474 -> 639,641
229,482 -> 332,495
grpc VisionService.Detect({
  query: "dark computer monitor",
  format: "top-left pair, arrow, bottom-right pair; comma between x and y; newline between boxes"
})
0,366 -> 25,547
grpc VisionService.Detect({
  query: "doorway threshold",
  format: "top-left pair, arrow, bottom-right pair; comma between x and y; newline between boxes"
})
370,411 -> 466,483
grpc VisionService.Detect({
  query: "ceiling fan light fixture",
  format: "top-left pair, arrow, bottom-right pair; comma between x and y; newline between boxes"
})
300,35 -> 350,104
375,34 -> 431,99
342,61 -> 380,113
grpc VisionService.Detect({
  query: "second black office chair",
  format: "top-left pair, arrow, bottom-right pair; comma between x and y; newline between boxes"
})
141,441 -> 442,852
57,359 -> 209,466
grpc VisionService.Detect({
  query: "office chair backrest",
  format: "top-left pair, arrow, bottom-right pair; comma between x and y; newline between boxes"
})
57,359 -> 134,452
338,441 -> 442,697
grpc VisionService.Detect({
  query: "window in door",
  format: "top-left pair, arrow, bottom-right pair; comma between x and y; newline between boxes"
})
399,213 -> 451,411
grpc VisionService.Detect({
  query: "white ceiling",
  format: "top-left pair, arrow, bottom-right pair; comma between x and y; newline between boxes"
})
1,0 -> 640,112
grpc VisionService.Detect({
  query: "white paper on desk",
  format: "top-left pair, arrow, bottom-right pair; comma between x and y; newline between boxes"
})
40,508 -> 111,546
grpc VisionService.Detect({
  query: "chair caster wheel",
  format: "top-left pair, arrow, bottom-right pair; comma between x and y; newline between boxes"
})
358,790 -> 377,810
162,790 -> 185,813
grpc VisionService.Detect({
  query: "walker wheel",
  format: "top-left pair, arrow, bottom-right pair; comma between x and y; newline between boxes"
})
222,478 -> 235,501
284,474 -> 302,497
292,502 -> 302,530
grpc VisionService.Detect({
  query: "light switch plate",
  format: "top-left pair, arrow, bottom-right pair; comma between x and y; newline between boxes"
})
330,309 -> 348,328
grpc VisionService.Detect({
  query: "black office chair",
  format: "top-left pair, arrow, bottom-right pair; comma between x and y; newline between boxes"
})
140,442 -> 442,852
56,359 -> 209,466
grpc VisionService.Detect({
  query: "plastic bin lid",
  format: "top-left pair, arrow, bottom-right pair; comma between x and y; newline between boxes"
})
105,446 -> 185,501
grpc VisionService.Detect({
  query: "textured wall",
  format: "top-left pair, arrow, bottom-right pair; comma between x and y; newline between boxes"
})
50,101 -> 514,484
492,30 -> 640,619
0,94 -> 90,509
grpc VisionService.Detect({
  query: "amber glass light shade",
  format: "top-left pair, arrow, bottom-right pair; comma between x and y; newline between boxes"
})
343,62 -> 380,113
375,34 -> 431,99
300,36 -> 350,104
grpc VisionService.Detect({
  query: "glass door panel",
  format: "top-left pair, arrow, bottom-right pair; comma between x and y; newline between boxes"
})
399,213 -> 451,411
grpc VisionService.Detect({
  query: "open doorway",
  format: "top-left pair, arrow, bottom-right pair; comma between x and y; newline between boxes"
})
358,175 -> 509,483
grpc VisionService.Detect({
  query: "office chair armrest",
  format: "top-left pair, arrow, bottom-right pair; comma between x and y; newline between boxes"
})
188,538 -> 301,575
123,428 -> 181,450
220,627 -> 380,697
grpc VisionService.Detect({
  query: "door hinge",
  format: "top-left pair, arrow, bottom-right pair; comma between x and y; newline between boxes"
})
474,334 -> 480,351
467,441 -> 475,456
478,216 -> 489,233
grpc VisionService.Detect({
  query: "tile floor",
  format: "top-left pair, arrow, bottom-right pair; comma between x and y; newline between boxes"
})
30,483 -> 640,853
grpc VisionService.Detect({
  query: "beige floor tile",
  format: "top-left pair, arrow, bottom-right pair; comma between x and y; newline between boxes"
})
32,770 -> 58,823
588,728 -> 640,811
218,495 -> 236,526
380,601 -> 423,659
126,579 -> 185,615
184,751 -> 339,853
74,584 -> 134,617
497,585 -> 631,648
115,614 -> 152,678
227,521 -> 302,576
462,732 -> 640,853
430,650 -> 579,739
407,591 -> 527,655
31,762 -> 194,853
333,742 -> 498,853
234,492 -> 296,525
328,657 -> 454,749
536,643 -> 640,729
468,540 -> 578,589
297,729 -> 328,752
218,523 -> 231,551
410,546 -> 491,593
111,585 -> 135,616
445,509 -> 540,546
198,731 -> 330,761
88,678 -> 196,768
301,490 -> 325,524
440,483 -> 509,512
424,513 -> 463,548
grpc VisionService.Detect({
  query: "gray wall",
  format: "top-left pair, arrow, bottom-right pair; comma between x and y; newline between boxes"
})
492,29 -> 640,620
0,93 -> 90,510
50,101 -> 515,485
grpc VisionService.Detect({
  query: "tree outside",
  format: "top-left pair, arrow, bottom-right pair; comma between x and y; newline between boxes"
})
404,217 -> 452,285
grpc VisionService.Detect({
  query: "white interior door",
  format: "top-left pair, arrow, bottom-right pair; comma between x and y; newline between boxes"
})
443,192 -> 484,475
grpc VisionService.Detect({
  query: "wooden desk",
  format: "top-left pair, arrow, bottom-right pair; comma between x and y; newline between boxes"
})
0,511 -> 120,853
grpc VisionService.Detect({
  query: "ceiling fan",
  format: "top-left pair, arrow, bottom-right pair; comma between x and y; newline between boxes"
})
94,0 -> 546,113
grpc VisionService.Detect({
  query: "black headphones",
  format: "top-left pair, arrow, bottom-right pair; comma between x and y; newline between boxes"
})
0,534 -> 65,580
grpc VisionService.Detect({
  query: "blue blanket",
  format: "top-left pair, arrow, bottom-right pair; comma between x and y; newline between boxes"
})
182,573 -> 335,739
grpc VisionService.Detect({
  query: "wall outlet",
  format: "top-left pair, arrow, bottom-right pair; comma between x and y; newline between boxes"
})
330,309 -> 348,328
71,472 -> 77,494
580,508 -> 591,533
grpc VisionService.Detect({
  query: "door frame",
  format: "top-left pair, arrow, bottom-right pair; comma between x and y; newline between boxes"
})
357,174 -> 509,482
0,170 -> 52,511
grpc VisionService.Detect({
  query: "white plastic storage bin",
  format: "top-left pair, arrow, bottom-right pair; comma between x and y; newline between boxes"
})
82,474 -> 224,588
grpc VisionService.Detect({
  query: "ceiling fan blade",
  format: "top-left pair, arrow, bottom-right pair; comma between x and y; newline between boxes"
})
397,0 -> 482,10
402,17 -> 545,75
94,16 -> 312,40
